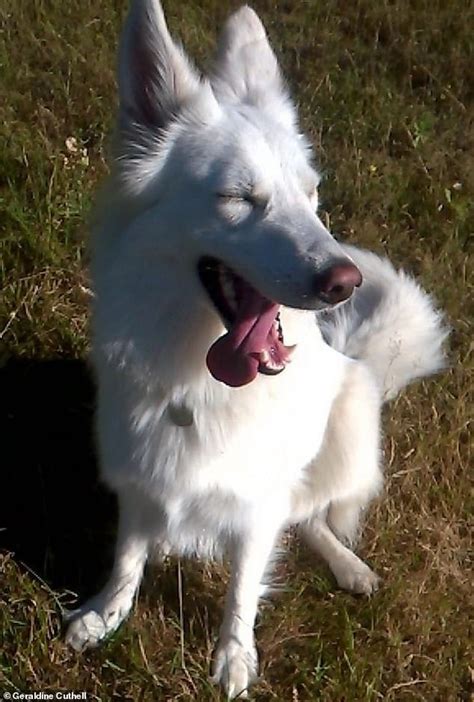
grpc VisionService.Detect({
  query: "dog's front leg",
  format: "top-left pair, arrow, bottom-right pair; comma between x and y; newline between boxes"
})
212,524 -> 279,699
65,490 -> 149,651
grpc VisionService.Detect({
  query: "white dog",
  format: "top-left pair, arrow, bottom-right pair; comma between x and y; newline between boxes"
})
66,1 -> 446,697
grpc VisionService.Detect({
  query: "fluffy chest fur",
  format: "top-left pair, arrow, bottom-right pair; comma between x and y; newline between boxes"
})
95,307 -> 349,556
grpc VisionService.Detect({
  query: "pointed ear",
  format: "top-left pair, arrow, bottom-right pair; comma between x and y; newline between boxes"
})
118,0 -> 201,130
211,5 -> 296,128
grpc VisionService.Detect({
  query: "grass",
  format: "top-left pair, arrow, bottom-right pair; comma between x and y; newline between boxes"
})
0,0 -> 472,700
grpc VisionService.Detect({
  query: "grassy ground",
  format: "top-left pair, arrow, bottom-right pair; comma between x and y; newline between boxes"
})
1,0 -> 472,700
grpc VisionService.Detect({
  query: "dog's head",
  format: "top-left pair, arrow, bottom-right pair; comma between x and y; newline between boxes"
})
115,1 -> 361,386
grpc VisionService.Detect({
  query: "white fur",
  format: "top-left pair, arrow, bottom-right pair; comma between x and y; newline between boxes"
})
65,2 -> 447,697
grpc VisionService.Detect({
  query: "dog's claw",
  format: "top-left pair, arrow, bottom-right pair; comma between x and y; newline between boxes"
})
64,595 -> 133,652
332,557 -> 381,595
212,639 -> 258,699
66,610 -> 108,651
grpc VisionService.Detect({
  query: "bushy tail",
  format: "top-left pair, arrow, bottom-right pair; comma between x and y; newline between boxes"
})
318,245 -> 448,401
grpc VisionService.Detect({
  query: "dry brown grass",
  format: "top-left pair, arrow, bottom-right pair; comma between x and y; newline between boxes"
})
1,0 -> 472,700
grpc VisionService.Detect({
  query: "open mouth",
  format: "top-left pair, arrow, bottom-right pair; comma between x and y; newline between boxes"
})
197,257 -> 295,387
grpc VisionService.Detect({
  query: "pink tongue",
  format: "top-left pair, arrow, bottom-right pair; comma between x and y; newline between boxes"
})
206,290 -> 280,387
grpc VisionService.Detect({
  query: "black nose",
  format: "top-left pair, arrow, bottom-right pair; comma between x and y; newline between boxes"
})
314,261 -> 362,305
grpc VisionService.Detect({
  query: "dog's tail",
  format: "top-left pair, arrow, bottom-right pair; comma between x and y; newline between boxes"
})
318,244 -> 448,401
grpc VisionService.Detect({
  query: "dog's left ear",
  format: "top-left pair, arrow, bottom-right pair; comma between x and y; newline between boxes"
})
212,5 -> 297,129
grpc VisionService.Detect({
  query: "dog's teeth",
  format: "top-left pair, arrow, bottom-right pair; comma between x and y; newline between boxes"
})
275,315 -> 283,341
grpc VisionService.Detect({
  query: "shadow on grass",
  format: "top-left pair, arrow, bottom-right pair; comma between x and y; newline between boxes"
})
0,357 -> 117,600
0,357 -> 225,636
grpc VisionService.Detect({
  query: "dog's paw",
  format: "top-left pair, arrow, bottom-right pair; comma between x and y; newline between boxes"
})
64,595 -> 132,652
212,638 -> 258,699
332,555 -> 380,596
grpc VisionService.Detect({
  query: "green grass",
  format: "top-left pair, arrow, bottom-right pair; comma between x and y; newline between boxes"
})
1,0 -> 472,700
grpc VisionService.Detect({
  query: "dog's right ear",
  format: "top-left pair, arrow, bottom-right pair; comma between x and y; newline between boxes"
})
118,0 -> 201,131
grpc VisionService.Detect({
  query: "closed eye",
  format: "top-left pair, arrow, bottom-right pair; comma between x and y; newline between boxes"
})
217,192 -> 258,206
217,191 -> 268,208
218,192 -> 252,203
216,192 -> 256,224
